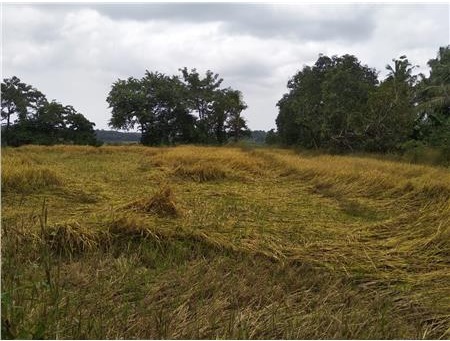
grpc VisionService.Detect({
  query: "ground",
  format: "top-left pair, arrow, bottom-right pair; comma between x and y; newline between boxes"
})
1,145 -> 449,339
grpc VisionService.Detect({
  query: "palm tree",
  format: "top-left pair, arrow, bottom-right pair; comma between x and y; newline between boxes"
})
417,47 -> 450,114
386,55 -> 417,85
415,46 -> 450,145
385,56 -> 419,103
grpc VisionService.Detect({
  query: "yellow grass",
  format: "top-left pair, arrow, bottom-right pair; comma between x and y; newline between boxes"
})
123,185 -> 181,217
1,153 -> 62,192
1,144 -> 449,339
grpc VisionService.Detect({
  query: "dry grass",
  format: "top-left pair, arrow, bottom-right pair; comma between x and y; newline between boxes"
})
2,154 -> 62,192
173,163 -> 229,182
123,186 -> 181,217
149,146 -> 269,178
1,144 -> 449,339
43,221 -> 105,256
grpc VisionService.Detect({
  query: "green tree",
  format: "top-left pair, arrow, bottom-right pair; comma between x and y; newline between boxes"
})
179,67 -> 223,142
33,101 -> 66,144
6,101 -> 98,146
107,68 -> 249,145
63,105 -> 98,145
107,77 -> 148,136
320,55 -> 378,151
361,56 -> 417,152
1,77 -> 98,146
211,89 -> 229,144
415,46 -> 450,147
386,55 -> 417,86
212,88 -> 249,143
1,76 -> 47,145
107,72 -> 195,145
277,55 -> 333,148
276,54 -> 378,151
265,129 -> 279,145
222,89 -> 249,142
141,71 -> 195,145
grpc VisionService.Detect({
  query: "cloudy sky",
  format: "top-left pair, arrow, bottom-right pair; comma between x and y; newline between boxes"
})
2,3 -> 449,131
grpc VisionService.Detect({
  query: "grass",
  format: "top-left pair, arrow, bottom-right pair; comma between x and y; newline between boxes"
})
1,144 -> 449,339
123,186 -> 181,217
1,154 -> 62,193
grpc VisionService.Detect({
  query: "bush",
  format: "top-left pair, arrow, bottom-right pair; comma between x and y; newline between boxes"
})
401,140 -> 450,166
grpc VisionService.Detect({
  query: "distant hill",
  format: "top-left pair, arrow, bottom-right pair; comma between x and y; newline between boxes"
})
95,130 -> 141,144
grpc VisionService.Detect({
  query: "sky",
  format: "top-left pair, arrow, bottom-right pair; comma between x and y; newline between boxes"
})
2,2 -> 449,131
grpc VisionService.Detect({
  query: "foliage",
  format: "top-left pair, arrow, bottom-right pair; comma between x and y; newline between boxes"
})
1,76 -> 47,145
1,77 -> 99,146
95,129 -> 141,144
276,54 -> 379,151
275,47 -> 449,153
414,45 -> 450,147
107,72 -> 195,145
265,129 -> 279,145
107,68 -> 250,145
179,67 -> 223,143
247,130 -> 267,144
364,56 -> 417,152
400,140 -> 450,166
221,89 -> 250,142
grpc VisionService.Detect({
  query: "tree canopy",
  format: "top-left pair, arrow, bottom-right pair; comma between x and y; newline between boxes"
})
107,68 -> 249,145
3,47 -> 448,154
414,46 -> 450,147
273,46 -> 450,154
1,77 -> 99,146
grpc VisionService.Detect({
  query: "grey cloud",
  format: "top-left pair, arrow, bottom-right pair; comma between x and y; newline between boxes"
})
3,3 -> 448,131
218,5 -> 377,43
22,3 -> 378,43
221,59 -> 275,82
98,3 -> 378,42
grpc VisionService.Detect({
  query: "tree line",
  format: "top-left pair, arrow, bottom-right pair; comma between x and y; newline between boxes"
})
270,46 -> 450,154
1,77 -> 99,146
2,47 -> 448,153
1,68 -> 250,147
107,68 -> 250,145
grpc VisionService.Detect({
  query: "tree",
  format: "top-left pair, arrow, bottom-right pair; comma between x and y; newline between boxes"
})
107,68 -> 249,145
415,46 -> 450,147
107,77 -> 147,136
276,54 -> 378,151
63,105 -> 98,145
212,88 -> 249,143
33,101 -> 66,144
7,101 -> 98,146
365,83 -> 414,151
179,67 -> 223,142
276,56 -> 333,148
141,72 -> 196,145
1,76 -> 47,145
357,56 -> 417,152
265,129 -> 279,145
223,90 -> 249,142
1,77 -> 98,146
386,55 -> 418,85
211,89 -> 229,144
320,54 -> 378,151
107,72 -> 196,145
